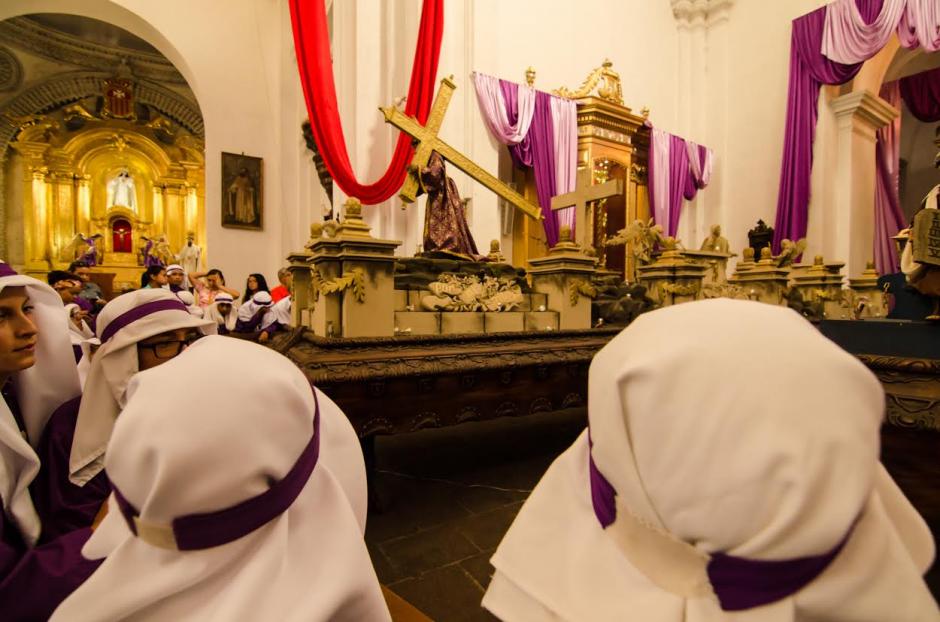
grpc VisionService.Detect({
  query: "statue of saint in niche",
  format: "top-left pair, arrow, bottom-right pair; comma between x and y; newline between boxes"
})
107,169 -> 138,210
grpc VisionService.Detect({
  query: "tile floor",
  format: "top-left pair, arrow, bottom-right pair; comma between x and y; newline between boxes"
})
365,409 -> 586,622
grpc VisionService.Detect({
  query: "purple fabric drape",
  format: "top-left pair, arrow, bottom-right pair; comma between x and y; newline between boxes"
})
900,66 -> 940,122
772,0 -> 883,252
649,129 -> 713,237
874,81 -> 906,274
502,82 -> 560,246
668,134 -> 691,238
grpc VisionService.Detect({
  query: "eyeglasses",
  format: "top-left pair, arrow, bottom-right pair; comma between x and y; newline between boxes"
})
138,333 -> 203,359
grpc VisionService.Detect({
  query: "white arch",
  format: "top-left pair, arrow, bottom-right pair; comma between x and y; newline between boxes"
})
0,1 -> 200,96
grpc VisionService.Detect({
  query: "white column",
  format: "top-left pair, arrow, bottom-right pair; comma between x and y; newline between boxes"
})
828,90 -> 898,277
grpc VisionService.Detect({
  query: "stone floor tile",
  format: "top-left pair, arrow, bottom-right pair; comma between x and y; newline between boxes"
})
380,524 -> 480,580
389,564 -> 498,622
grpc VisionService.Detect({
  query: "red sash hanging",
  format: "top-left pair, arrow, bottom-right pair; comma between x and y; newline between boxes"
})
289,0 -> 443,205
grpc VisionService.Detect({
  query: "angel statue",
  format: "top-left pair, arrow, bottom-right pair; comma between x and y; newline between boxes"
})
65,233 -> 103,267
141,234 -> 173,268
607,218 -> 666,266
776,238 -> 807,268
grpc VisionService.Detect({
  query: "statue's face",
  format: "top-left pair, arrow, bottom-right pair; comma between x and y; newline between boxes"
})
712,225 -> 721,236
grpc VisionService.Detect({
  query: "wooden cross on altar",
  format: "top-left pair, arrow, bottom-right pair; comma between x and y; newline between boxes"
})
550,166 -> 622,250
381,76 -> 542,221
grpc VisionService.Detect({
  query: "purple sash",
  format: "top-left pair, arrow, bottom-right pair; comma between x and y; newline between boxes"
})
0,262 -> 18,277
588,449 -> 851,611
99,299 -> 189,343
113,390 -> 320,551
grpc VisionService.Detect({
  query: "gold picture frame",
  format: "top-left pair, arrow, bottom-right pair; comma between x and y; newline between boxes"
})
221,152 -> 263,230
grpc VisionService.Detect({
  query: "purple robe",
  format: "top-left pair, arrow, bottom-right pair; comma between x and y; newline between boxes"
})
31,397 -> 110,542
0,514 -> 99,620
143,240 -> 164,268
420,151 -> 482,260
0,394 -> 101,618
79,239 -> 98,268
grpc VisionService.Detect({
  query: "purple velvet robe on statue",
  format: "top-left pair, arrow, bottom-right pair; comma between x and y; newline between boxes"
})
420,151 -> 482,259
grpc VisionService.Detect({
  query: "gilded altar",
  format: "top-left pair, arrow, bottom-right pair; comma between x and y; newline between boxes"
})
4,103 -> 205,290
511,61 -> 650,281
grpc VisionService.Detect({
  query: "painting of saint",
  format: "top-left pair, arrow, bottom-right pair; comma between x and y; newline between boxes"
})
221,153 -> 263,230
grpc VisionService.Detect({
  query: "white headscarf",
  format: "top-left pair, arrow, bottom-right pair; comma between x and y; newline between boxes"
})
64,303 -> 94,340
0,263 -> 81,546
483,299 -> 938,621
63,303 -> 94,388
174,290 -> 206,320
237,290 -> 273,324
205,292 -> 237,332
271,295 -> 292,328
52,336 -> 388,622
69,289 -> 213,487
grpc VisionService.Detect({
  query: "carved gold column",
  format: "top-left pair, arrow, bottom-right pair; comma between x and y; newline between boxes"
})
76,175 -> 91,235
9,140 -> 50,271
554,61 -> 650,281
46,146 -> 78,266
160,180 -> 186,249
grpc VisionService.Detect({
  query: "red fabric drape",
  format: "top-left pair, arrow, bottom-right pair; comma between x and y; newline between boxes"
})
289,0 -> 443,205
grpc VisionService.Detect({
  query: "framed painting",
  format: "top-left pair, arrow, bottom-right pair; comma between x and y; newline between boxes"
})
221,152 -> 263,230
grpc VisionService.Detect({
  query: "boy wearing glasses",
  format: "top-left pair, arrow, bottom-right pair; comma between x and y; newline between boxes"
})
31,289 -> 213,543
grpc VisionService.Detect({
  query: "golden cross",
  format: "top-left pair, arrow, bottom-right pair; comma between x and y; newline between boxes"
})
381,76 -> 542,221
550,166 -> 622,250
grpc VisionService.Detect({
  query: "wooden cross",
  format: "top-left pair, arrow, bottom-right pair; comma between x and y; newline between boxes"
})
381,76 -> 542,221
550,166 -> 622,250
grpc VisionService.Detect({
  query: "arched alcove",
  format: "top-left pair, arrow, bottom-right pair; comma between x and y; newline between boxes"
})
0,9 -> 206,289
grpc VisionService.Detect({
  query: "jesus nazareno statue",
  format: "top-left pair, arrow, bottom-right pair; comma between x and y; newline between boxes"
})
419,151 -> 483,260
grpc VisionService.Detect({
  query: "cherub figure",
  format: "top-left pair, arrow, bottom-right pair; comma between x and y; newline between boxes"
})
776,238 -> 807,268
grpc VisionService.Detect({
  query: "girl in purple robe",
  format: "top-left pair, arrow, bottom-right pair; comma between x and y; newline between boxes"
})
34,289 -> 214,543
0,262 -> 99,619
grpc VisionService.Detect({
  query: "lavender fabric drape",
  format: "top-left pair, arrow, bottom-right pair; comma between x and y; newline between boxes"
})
472,72 -> 535,145
686,141 -> 713,189
772,0 -> 882,252
551,96 -> 578,234
900,66 -> 940,121
648,128 -> 671,233
874,81 -> 907,274
822,0 -> 905,64
898,0 -> 940,51
502,82 -> 561,246
668,134 -> 691,238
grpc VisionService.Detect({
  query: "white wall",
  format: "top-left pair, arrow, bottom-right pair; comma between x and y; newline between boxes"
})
0,0 -> 326,294
715,0 -> 829,259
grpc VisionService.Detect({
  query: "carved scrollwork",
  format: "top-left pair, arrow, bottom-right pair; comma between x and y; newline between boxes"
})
661,282 -> 699,297
311,266 -> 366,303
0,47 -> 23,92
569,279 -> 598,306
553,59 -> 624,105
